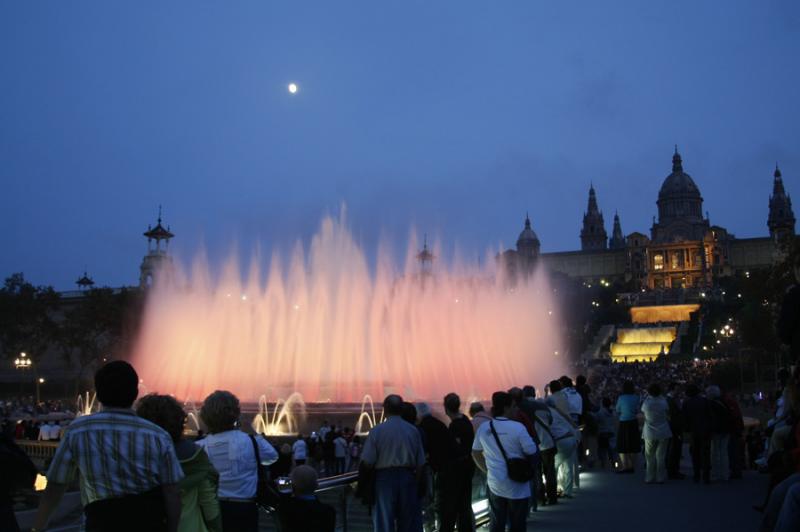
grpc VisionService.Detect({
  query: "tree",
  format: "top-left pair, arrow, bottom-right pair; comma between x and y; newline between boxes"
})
55,287 -> 144,392
0,273 -> 60,362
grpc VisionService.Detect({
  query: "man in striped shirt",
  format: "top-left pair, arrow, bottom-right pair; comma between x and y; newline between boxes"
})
31,361 -> 184,532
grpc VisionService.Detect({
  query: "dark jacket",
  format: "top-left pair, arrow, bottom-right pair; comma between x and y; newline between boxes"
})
278,494 -> 336,532
682,396 -> 713,436
419,415 -> 457,472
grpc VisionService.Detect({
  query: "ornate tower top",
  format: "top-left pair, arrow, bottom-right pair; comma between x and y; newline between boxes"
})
581,184 -> 607,251
416,234 -> 434,273
609,211 -> 626,249
140,207 -> 175,288
76,271 -> 95,290
768,163 -> 795,242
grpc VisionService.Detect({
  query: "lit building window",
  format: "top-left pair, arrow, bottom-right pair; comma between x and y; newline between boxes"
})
654,254 -> 664,270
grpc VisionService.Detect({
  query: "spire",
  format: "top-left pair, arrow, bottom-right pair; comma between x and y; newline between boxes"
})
672,145 -> 683,173
524,212 -> 531,229
586,184 -> 600,215
609,211 -> 625,249
768,163 -> 795,241
580,185 -> 607,250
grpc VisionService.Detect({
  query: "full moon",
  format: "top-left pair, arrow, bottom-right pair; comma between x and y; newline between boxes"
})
288,83 -> 298,94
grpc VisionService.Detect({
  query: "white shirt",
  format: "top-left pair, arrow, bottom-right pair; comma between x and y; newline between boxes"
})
334,436 -> 348,458
472,417 -> 537,500
641,396 -> 672,440
38,424 -> 50,441
197,430 -> 278,499
564,387 -> 583,416
292,439 -> 307,460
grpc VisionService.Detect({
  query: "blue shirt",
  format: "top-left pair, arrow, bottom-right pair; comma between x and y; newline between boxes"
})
615,394 -> 640,422
47,408 -> 184,505
360,416 -> 425,470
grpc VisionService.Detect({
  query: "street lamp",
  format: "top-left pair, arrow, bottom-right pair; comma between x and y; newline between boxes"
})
13,352 -> 41,403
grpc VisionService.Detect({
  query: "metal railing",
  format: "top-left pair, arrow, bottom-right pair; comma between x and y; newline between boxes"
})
265,470 -> 490,532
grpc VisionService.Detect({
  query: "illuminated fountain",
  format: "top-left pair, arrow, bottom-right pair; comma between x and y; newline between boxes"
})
132,212 -> 565,405
252,393 -> 307,436
354,395 -> 383,435
76,391 -> 98,417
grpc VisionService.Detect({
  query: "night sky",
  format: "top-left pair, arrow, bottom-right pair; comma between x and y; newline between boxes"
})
2,1 -> 798,290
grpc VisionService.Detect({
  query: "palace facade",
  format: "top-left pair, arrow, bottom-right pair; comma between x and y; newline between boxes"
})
500,148 -> 796,289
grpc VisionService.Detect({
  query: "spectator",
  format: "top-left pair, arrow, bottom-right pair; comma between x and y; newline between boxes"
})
443,392 -> 475,532
0,432 -> 37,532
361,394 -> 426,532
707,385 -> 732,482
197,390 -> 278,532
416,401 -> 454,531
32,361 -> 184,532
277,465 -> 336,532
595,397 -> 617,470
349,435 -> 362,471
641,383 -> 672,484
559,376 -> 583,423
665,383 -> 685,480
546,389 -> 579,497
292,434 -> 307,466
333,432 -> 348,475
525,386 -> 558,506
471,391 -> 537,532
137,394 -> 223,532
682,383 -> 712,484
615,380 -> 641,474
470,402 -> 492,433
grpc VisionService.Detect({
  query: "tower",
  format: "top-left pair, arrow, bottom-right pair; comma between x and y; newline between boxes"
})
768,164 -> 796,243
76,271 -> 95,290
609,211 -> 626,249
416,234 -> 434,275
139,207 -> 175,288
580,185 -> 607,250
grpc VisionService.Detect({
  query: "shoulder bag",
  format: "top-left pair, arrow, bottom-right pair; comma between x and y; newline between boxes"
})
489,421 -> 536,483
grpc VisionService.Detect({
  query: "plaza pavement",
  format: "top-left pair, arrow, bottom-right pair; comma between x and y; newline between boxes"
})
41,458 -> 768,531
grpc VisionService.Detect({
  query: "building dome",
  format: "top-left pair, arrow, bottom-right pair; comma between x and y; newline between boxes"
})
517,215 -> 539,246
658,149 -> 701,201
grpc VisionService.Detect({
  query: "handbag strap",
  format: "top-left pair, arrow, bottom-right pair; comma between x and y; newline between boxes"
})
249,434 -> 264,484
488,421 -> 511,465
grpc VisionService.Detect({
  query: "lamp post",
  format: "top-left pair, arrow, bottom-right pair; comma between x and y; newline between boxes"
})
14,352 -> 41,403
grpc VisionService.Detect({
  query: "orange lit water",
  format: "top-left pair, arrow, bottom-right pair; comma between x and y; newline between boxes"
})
132,214 -> 565,403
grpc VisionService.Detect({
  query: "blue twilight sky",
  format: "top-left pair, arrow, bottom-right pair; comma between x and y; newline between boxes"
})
1,1 -> 799,290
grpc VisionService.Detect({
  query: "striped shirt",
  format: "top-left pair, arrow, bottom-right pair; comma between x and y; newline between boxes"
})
47,408 -> 184,505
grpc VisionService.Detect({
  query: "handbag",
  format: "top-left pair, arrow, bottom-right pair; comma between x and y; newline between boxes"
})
249,434 -> 281,511
489,421 -> 536,483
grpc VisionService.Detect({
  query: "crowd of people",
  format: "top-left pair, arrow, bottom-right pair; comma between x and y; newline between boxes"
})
2,355 -> 800,531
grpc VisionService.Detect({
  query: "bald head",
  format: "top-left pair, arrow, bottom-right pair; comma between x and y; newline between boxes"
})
291,465 -> 319,496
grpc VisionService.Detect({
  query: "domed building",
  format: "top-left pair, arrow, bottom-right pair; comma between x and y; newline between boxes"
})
502,147 -> 796,292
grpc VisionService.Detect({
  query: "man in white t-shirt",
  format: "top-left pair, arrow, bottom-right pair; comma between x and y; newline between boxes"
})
472,391 -> 538,532
292,434 -> 308,466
